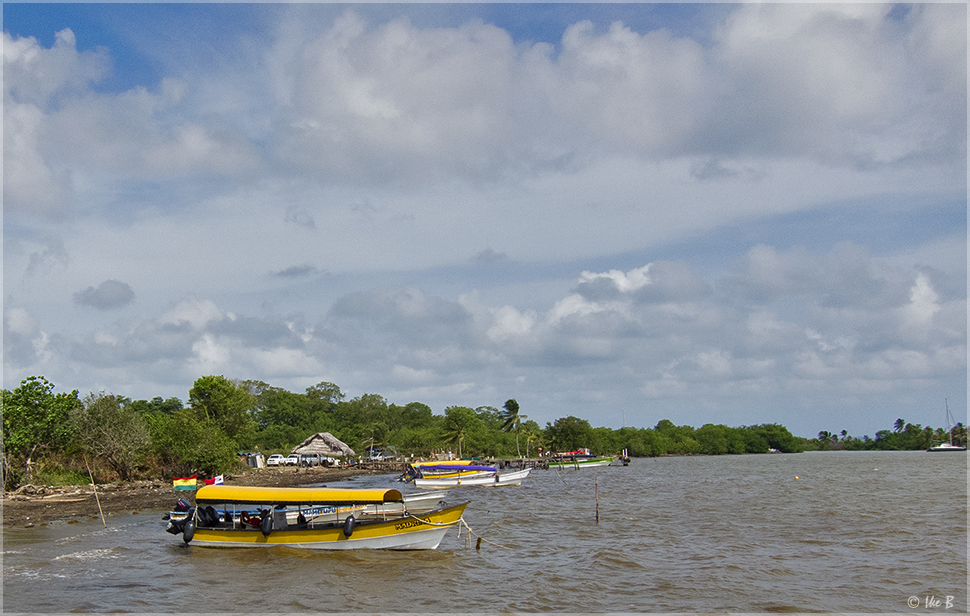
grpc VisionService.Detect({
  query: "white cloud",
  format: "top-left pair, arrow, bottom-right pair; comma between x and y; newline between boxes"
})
3,29 -> 259,216
274,10 -> 523,184
264,4 -> 965,187
485,305 -> 537,343
2,306 -> 54,373
160,298 -> 226,330
903,273 -> 941,325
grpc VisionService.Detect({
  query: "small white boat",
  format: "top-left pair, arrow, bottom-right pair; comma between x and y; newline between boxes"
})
927,442 -> 966,452
414,468 -> 531,489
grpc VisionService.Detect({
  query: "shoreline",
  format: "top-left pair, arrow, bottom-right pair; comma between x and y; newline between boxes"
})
2,466 -> 392,527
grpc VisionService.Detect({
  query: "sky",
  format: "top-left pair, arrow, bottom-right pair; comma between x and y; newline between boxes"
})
3,3 -> 966,439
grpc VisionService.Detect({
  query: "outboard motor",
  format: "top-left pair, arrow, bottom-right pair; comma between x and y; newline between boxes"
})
165,505 -> 195,535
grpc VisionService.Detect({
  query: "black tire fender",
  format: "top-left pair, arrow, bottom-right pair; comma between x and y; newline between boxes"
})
182,518 -> 196,544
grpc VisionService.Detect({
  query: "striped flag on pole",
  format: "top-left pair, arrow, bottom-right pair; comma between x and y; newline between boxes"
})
173,475 -> 198,491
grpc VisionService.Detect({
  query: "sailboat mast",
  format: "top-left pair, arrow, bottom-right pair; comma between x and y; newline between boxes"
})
945,398 -> 953,445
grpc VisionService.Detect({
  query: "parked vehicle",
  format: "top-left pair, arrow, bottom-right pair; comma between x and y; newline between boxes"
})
300,453 -> 322,467
284,454 -> 301,466
266,454 -> 285,467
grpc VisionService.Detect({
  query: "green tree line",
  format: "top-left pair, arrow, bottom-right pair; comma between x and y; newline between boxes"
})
811,417 -> 967,452
6,374 -> 949,490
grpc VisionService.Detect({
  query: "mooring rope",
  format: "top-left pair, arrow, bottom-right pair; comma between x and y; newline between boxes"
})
554,465 -> 567,485
403,513 -> 513,550
457,516 -> 513,551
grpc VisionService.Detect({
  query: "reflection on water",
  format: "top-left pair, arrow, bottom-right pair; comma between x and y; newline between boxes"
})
4,451 -> 966,612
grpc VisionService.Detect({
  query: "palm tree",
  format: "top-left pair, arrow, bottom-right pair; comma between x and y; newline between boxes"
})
501,399 -> 526,458
442,416 -> 468,458
522,427 -> 542,459
894,418 -> 905,433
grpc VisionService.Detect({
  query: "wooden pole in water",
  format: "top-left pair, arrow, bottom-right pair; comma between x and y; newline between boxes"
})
593,477 -> 600,524
84,456 -> 107,528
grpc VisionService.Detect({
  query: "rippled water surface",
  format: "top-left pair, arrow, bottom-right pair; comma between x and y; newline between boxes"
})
4,451 -> 966,612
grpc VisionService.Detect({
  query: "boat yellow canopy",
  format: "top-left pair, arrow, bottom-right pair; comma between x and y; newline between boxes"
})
195,485 -> 404,506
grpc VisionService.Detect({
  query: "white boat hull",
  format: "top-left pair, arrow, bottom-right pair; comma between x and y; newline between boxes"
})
927,443 -> 967,452
550,457 -> 615,468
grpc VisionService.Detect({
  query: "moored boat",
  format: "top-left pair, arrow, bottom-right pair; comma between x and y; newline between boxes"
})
927,399 -> 967,452
927,442 -> 966,452
164,485 -> 466,550
548,451 -> 616,468
400,461 -> 498,484
407,461 -> 497,478
413,468 -> 531,489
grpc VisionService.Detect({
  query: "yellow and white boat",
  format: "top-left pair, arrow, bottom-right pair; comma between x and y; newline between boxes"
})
165,485 -> 466,550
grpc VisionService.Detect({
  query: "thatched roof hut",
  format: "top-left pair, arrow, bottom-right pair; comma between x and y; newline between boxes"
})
291,432 -> 356,458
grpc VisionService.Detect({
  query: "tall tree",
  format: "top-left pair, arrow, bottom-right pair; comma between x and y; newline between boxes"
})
2,376 -> 80,487
545,415 -> 593,453
71,392 -> 151,481
501,399 -> 526,457
188,375 -> 257,443
146,409 -> 238,476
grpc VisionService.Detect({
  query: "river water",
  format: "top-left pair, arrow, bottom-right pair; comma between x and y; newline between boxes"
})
3,451 -> 966,613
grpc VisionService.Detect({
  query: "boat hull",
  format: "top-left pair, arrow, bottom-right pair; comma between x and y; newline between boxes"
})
185,502 -> 467,550
550,457 -> 614,468
926,444 -> 967,452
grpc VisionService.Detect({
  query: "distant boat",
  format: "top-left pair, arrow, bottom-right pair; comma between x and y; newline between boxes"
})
548,450 -> 617,468
927,399 -> 966,452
